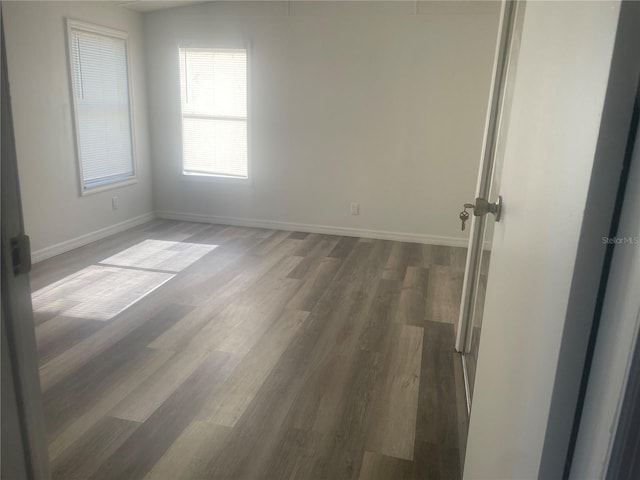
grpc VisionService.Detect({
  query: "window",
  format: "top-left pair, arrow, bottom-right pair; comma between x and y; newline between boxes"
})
179,48 -> 248,179
67,20 -> 136,193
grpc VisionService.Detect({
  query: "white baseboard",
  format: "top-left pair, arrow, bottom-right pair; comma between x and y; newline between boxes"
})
30,211 -> 490,264
156,210 -> 471,248
31,212 -> 156,264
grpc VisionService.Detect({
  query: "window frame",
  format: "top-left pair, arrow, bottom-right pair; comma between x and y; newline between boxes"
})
66,18 -> 138,196
178,44 -> 251,184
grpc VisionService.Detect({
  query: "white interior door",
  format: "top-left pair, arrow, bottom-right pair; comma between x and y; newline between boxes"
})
1,8 -> 50,479
462,1 -> 624,478
455,0 -> 524,412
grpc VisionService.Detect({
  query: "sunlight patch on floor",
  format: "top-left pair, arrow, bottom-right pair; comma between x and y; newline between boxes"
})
32,265 -> 174,321
32,240 -> 217,321
99,239 -> 217,272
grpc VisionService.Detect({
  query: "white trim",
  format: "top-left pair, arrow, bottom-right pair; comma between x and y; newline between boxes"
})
79,177 -> 139,195
67,18 -> 128,39
180,172 -> 251,185
178,45 -> 251,182
156,210 -> 471,247
31,213 -> 155,264
66,18 -> 139,196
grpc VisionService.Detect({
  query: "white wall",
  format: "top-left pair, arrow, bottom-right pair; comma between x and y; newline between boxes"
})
145,0 -> 500,244
3,1 -> 154,259
464,1 -> 621,478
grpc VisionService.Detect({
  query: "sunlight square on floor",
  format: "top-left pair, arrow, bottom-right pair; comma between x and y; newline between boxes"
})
31,265 -> 174,321
99,239 -> 217,272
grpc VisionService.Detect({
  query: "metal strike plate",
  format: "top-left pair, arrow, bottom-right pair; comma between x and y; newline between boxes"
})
11,234 -> 31,275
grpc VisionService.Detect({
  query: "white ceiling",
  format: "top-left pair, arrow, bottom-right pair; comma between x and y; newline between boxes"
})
114,1 -> 210,13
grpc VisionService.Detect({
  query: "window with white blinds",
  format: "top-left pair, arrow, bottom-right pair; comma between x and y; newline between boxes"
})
179,48 -> 248,178
68,20 -> 135,192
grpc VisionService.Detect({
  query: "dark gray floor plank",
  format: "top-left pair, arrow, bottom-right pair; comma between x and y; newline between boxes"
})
38,270 -> 210,393
399,266 -> 429,328
91,351 -> 236,480
42,303 -> 193,440
288,236 -> 340,279
288,230 -> 309,240
36,316 -> 105,366
51,416 -> 140,480
358,450 -> 414,480
413,440 -> 461,480
327,235 -> 359,258
415,321 -> 459,448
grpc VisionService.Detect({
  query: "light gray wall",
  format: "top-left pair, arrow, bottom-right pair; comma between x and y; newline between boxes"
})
145,0 -> 501,244
3,1 -> 154,257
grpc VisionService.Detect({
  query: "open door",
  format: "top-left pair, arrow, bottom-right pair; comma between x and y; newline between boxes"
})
454,0 -> 525,414
1,7 -> 51,479
459,0 -> 639,478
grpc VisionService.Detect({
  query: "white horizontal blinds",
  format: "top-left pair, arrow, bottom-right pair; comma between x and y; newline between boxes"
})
70,28 -> 134,187
180,48 -> 248,178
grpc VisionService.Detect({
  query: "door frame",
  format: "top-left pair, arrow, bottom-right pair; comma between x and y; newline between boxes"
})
607,312 -> 640,479
567,54 -> 640,480
1,6 -> 51,479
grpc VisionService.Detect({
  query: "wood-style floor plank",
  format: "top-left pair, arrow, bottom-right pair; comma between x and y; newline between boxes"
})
51,416 -> 140,480
427,245 -> 453,267
31,220 -> 467,480
366,324 -> 424,460
397,266 -> 429,327
286,256 -> 342,312
108,341 -> 214,423
425,265 -> 463,325
199,309 -> 309,427
413,440 -> 462,480
36,315 -> 105,366
415,321 -> 459,447
38,273 -> 205,392
92,351 -> 237,480
288,236 -> 339,279
359,450 -> 413,480
143,422 -> 231,480
147,236 -> 302,352
382,242 -> 414,281
42,303 -> 192,441
308,276 -> 402,480
47,348 -> 173,461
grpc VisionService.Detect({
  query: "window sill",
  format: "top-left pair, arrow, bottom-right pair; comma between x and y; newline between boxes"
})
180,172 -> 251,185
81,177 -> 138,196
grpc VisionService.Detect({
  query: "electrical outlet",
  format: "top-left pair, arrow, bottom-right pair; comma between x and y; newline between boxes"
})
112,196 -> 118,211
350,202 -> 360,215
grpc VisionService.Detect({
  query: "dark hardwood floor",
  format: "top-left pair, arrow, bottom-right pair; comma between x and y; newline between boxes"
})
30,220 -> 467,480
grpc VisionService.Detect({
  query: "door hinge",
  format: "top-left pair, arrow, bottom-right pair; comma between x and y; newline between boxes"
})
11,234 -> 31,275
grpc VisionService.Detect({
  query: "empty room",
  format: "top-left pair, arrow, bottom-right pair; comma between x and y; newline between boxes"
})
3,1 -> 640,479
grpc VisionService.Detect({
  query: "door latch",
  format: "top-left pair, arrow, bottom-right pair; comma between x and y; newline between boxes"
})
459,196 -> 502,231
11,234 -> 31,275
